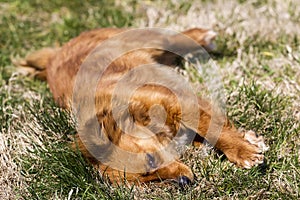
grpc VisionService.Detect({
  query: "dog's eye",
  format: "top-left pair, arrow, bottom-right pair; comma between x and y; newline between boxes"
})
146,153 -> 157,169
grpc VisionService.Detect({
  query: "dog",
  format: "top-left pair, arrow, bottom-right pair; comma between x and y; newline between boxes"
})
18,27 -> 268,186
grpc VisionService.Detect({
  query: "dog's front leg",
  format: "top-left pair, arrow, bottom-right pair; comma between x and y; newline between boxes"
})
192,98 -> 268,168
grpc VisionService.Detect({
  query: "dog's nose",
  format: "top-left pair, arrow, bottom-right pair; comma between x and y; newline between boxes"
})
177,176 -> 192,188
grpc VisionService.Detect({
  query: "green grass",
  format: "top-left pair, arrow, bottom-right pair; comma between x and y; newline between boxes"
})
1,0 -> 299,199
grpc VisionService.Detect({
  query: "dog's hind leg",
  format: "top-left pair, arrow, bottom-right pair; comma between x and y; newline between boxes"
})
13,47 -> 59,80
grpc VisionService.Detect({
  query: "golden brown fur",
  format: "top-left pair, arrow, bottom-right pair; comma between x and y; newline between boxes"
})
19,27 -> 267,185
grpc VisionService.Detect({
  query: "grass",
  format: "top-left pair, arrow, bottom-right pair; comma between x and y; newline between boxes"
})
0,0 -> 299,199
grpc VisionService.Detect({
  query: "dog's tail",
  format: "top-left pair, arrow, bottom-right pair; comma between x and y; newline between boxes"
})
14,47 -> 59,80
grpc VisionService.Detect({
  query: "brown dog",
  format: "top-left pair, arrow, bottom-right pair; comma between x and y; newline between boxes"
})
18,27 -> 268,186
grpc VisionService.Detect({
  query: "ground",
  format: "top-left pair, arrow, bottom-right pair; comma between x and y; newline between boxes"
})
0,0 -> 299,199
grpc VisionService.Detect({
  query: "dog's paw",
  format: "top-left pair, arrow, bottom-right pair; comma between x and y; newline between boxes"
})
223,130 -> 269,169
238,131 -> 269,169
244,131 -> 269,153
